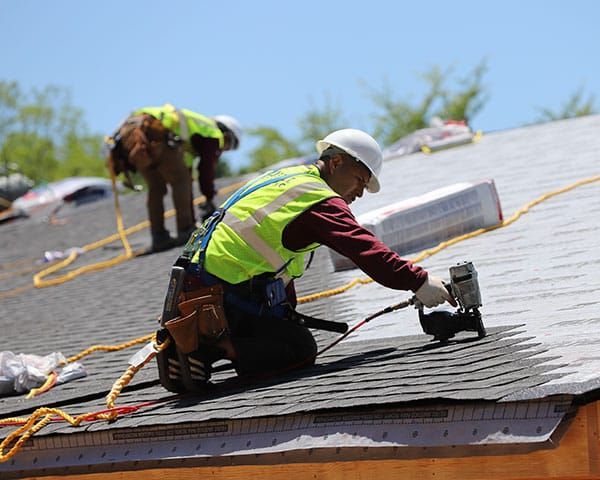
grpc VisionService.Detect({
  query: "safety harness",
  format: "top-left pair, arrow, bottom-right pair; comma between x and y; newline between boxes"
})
181,169 -> 347,325
156,169 -> 348,393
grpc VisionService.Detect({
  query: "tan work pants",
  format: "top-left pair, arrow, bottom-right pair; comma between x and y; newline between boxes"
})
118,118 -> 194,236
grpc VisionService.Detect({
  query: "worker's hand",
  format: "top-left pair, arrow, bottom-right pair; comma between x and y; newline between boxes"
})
415,275 -> 457,308
199,200 -> 217,222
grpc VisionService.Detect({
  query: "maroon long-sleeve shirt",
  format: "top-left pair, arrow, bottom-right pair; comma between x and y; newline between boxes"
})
281,196 -> 428,303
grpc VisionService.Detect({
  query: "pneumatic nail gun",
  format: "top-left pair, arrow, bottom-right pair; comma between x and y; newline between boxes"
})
418,261 -> 487,342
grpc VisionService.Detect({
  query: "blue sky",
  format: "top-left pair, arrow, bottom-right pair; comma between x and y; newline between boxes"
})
1,0 -> 599,170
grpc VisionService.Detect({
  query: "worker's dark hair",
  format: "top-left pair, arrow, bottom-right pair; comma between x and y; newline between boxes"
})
319,146 -> 349,163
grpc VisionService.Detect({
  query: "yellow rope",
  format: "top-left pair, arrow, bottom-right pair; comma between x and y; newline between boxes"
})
0,256 -> 42,270
1,174 -> 598,463
25,372 -> 58,399
0,406 -> 121,462
298,174 -> 600,304
32,166 -> 133,288
21,333 -> 155,401
3,151 -> 247,292
0,335 -> 169,463
66,333 -> 154,364
0,259 -> 59,281
29,178 -> 247,289
105,337 -> 169,409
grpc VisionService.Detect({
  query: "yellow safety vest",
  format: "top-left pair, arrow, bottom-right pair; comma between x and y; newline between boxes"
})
192,165 -> 338,285
134,104 -> 224,167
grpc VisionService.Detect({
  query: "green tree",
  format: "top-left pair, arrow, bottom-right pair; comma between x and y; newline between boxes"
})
0,81 -> 20,141
241,126 -> 301,173
244,95 -> 346,173
239,62 -> 490,174
369,68 -> 444,146
0,80 -> 105,183
439,60 -> 489,124
369,61 -> 488,146
537,86 -> 597,121
57,133 -> 106,178
297,95 -> 348,152
2,132 -> 58,181
214,157 -> 233,178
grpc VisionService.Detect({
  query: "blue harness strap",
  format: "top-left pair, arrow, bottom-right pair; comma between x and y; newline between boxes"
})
224,291 -> 289,319
181,169 -> 312,319
191,169 -> 308,268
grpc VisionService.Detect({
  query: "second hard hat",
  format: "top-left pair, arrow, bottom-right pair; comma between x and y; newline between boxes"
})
214,114 -> 242,149
316,129 -> 383,193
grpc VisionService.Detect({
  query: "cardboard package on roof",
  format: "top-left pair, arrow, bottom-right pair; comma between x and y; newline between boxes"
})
330,179 -> 503,271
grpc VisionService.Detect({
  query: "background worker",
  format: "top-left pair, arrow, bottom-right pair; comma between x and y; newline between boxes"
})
159,128 -> 455,392
107,104 -> 241,252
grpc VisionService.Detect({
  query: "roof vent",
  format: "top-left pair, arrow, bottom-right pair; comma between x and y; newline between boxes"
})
329,180 -> 503,271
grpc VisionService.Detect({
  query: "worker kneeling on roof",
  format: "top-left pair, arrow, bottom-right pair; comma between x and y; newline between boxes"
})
157,128 -> 456,393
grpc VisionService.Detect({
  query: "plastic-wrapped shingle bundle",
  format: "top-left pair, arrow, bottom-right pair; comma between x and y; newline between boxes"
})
382,118 -> 476,161
329,180 -> 503,271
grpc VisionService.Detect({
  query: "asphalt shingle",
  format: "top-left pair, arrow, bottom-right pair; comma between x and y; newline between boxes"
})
1,115 -> 599,452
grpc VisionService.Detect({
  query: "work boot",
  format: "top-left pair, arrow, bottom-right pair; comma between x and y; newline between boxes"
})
177,344 -> 227,393
176,225 -> 197,246
155,329 -> 186,393
151,229 -> 177,253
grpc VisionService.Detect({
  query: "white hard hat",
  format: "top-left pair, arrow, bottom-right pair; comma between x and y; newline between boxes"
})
316,128 -> 383,193
214,114 -> 242,149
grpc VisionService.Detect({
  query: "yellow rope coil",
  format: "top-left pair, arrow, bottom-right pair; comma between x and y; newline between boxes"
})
30,178 -> 247,289
0,335 -> 166,462
0,406 -> 119,463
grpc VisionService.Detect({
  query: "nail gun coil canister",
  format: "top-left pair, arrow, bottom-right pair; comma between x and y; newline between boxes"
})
449,261 -> 482,311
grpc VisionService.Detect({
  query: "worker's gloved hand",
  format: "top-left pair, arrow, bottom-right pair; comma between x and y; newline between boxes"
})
415,275 -> 457,308
199,200 -> 216,222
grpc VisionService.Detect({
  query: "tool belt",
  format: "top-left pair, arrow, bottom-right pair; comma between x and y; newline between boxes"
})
186,268 -> 349,333
164,283 -> 229,353
107,114 -> 180,176
156,267 -> 347,393
156,279 -> 230,393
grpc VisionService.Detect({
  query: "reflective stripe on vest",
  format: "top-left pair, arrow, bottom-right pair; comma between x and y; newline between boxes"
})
223,181 -> 328,284
195,165 -> 338,285
175,108 -> 190,143
133,104 -> 223,146
133,104 -> 224,167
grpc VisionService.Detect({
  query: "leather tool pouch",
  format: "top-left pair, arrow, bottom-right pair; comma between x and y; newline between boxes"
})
164,284 -> 229,354
115,114 -> 173,171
